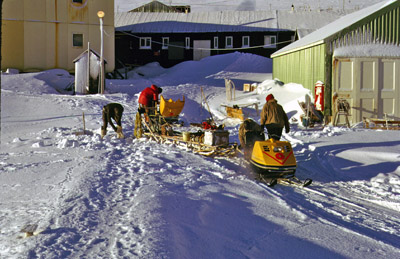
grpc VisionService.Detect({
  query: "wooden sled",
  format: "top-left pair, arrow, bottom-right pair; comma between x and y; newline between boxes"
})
141,114 -> 237,158
363,117 -> 400,130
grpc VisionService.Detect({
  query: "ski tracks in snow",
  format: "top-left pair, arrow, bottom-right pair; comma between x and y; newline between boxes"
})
23,130 -> 237,258
280,131 -> 400,254
27,136 -> 149,258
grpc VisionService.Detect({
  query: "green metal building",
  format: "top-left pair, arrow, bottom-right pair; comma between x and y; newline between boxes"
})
271,0 -> 400,124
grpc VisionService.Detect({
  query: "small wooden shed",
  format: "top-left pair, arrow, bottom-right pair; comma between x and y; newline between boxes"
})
73,48 -> 107,94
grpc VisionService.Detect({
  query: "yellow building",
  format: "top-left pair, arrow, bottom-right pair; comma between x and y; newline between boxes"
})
1,0 -> 115,73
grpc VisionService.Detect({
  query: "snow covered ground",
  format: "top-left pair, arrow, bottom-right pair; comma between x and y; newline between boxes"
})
1,52 -> 400,258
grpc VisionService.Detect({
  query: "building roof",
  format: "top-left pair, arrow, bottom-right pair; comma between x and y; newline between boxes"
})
73,49 -> 107,63
115,11 -> 280,33
272,0 -> 398,57
115,10 -> 346,34
129,0 -> 186,13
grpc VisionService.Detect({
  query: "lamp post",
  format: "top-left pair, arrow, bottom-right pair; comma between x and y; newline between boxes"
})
97,10 -> 105,94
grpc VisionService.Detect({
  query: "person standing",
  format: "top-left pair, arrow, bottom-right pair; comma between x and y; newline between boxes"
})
101,103 -> 124,139
260,94 -> 290,140
138,84 -> 163,114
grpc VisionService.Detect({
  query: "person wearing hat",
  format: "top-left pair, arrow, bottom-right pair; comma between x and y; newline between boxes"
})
260,94 -> 290,140
138,84 -> 163,114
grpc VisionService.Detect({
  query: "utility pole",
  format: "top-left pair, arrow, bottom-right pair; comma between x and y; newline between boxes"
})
97,10 -> 105,94
0,0 -> 3,146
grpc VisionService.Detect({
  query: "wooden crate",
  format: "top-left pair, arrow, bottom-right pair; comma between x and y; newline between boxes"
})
226,106 -> 245,120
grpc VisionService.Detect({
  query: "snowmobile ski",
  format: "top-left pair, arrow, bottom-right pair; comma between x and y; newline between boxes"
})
257,174 -> 278,187
277,177 -> 313,188
256,173 -> 312,188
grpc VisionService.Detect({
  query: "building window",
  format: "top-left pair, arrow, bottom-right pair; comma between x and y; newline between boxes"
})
140,37 -> 152,49
264,35 -> 276,48
225,36 -> 233,48
162,37 -> 169,49
242,36 -> 250,47
213,37 -> 218,49
185,37 -> 190,49
73,33 -> 83,47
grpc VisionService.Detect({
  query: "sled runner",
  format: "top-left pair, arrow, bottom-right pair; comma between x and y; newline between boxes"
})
136,97 -> 237,158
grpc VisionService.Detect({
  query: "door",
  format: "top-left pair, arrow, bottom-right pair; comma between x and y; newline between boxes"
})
193,40 -> 211,61
333,58 -> 400,124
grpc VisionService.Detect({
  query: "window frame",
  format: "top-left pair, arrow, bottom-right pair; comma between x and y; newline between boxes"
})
213,37 -> 219,49
162,37 -> 169,49
139,37 -> 152,49
185,37 -> 190,49
242,36 -> 250,48
72,33 -> 83,48
264,35 -> 277,48
225,36 -> 233,48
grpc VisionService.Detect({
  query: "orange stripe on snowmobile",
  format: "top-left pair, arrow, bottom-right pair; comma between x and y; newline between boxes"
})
262,150 -> 294,165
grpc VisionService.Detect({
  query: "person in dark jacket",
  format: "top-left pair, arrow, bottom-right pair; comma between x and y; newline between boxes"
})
238,118 -> 264,159
260,94 -> 290,140
101,103 -> 124,139
138,84 -> 162,114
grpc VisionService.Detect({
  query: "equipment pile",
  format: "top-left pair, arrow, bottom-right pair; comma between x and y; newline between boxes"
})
134,95 -> 312,187
134,95 -> 238,157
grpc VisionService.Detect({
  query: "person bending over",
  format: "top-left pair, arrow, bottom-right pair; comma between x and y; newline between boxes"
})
101,103 -> 124,139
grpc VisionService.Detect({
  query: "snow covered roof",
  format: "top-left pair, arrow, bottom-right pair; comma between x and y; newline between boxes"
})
272,0 -> 398,57
73,49 -> 107,63
115,10 -> 345,34
115,11 -> 281,33
333,43 -> 400,58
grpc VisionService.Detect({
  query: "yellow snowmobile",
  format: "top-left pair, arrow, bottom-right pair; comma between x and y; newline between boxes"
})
250,138 -> 297,177
243,130 -> 312,187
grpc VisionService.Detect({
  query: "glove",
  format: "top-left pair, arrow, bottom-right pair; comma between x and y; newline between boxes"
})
101,128 -> 107,139
116,126 -> 125,139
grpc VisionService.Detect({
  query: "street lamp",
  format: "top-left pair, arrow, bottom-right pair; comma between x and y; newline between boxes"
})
97,11 -> 105,94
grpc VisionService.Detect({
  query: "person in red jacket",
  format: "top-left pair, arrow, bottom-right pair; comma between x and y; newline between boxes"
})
138,84 -> 162,114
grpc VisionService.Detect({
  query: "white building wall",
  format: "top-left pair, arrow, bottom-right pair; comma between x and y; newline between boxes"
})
333,57 -> 400,124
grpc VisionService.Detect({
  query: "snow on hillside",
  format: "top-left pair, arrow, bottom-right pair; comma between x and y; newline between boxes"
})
1,52 -> 400,258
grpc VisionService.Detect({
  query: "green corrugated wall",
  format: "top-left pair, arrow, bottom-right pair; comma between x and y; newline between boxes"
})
272,2 -> 400,117
272,44 -> 326,92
